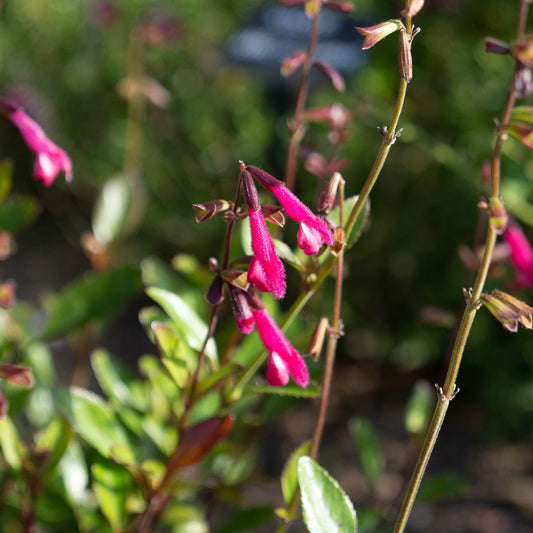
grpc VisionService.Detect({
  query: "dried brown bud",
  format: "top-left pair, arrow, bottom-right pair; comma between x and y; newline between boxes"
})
313,60 -> 346,92
401,0 -> 424,18
318,172 -> 343,214
398,27 -> 413,83
480,290 -> 533,332
305,317 -> 329,360
281,50 -> 307,77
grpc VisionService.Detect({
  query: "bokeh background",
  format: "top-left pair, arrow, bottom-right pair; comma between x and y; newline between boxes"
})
0,0 -> 532,531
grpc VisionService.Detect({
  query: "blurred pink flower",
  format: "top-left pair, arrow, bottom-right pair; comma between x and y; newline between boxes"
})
251,307 -> 309,387
4,104 -> 72,186
242,169 -> 286,299
503,221 -> 533,289
246,165 -> 334,255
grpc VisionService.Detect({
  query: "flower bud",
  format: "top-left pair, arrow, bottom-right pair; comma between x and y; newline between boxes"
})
488,196 -> 508,235
355,20 -> 404,50
480,290 -> 533,332
193,200 -> 232,223
206,275 -> 224,306
281,50 -> 307,77
303,104 -> 351,129
485,37 -> 511,55
0,364 -> 34,387
514,66 -> 533,99
398,27 -> 413,83
241,170 -> 261,211
229,286 -> 254,334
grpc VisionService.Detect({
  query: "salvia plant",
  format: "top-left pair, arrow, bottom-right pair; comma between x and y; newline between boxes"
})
0,0 -> 532,532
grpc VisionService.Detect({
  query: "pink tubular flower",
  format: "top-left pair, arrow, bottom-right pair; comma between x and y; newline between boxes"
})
503,221 -> 533,288
251,306 -> 309,388
246,165 -> 334,255
1,101 -> 72,186
242,170 -> 286,299
229,285 -> 254,334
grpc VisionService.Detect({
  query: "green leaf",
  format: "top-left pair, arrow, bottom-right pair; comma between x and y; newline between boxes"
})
404,380 -> 434,436
0,159 -> 13,203
298,456 -> 357,533
329,195 -> 370,248
0,196 -> 40,233
511,106 -> 533,125
91,349 -> 149,412
281,441 -> 311,506
217,506 -> 275,533
196,363 -> 241,394
0,415 -> 26,470
247,383 -> 322,398
34,417 -> 72,479
141,416 -> 177,455
92,458 -> 132,532
147,287 -> 218,367
56,387 -> 135,462
59,441 -> 89,504
93,172 -> 146,245
273,239 -> 304,271
349,418 -> 383,489
38,268 -> 142,339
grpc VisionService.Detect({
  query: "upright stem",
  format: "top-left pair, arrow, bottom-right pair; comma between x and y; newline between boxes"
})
393,3 -> 528,530
285,12 -> 320,191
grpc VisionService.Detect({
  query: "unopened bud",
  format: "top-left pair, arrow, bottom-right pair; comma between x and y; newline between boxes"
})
398,27 -> 413,83
485,37 -> 511,55
193,199 -> 232,223
319,172 -> 342,214
313,60 -> 345,92
306,317 -> 329,360
281,50 -> 307,77
229,286 -> 254,334
245,165 -> 283,189
208,257 -> 220,273
206,275 -> 224,306
0,364 -> 34,387
488,196 -> 508,234
480,290 -> 533,332
401,0 -> 424,18
303,104 -> 352,129
241,170 -> 260,211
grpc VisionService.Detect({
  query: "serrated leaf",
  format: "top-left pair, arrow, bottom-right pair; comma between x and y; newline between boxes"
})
298,456 -> 357,533
247,383 -> 321,398
0,159 -> 13,203
92,458 -> 132,532
147,287 -> 218,367
349,418 -> 383,489
38,268 -> 142,339
282,441 -> 311,505
0,196 -> 39,233
56,387 -> 135,462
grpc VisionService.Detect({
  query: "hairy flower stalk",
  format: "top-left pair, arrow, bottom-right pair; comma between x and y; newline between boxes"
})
0,100 -> 72,186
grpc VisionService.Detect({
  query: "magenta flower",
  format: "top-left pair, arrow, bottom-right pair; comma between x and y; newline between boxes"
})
246,165 -> 334,255
229,285 -> 254,334
251,306 -> 309,387
503,220 -> 533,289
242,170 -> 286,299
2,102 -> 72,186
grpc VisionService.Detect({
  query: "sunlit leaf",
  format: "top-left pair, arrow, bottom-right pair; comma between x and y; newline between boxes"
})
0,415 -> 26,470
281,441 -> 311,506
298,456 -> 357,533
38,268 -> 142,339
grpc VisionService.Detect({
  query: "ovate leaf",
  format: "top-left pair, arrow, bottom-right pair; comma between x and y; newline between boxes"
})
281,441 -> 311,506
298,456 -> 357,533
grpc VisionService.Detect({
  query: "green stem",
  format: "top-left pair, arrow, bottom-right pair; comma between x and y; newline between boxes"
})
392,2 -> 528,529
